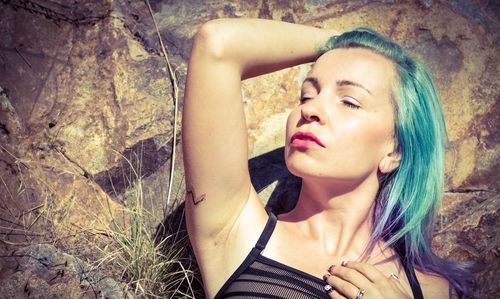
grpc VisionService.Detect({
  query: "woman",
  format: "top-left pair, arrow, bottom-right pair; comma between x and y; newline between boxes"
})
182,18 -> 471,298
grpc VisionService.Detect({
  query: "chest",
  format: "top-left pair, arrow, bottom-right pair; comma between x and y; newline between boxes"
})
261,230 -> 347,278
261,223 -> 413,295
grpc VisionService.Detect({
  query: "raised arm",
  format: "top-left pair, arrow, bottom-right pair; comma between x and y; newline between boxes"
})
182,18 -> 332,242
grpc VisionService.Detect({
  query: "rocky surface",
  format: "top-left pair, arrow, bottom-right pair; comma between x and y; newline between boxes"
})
0,244 -> 132,298
0,0 -> 498,298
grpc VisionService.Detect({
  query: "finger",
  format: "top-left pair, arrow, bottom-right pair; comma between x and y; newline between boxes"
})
324,273 -> 361,299
331,289 -> 348,299
387,272 -> 404,291
343,261 -> 414,298
387,272 -> 411,296
327,263 -> 372,290
323,283 -> 348,299
339,261 -> 386,284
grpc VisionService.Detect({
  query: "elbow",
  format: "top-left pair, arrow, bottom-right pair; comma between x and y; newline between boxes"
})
192,19 -> 235,60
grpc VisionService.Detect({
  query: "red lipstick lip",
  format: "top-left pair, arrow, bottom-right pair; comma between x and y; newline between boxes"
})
290,131 -> 325,148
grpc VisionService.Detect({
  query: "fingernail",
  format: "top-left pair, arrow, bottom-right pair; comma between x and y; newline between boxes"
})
341,260 -> 349,266
322,273 -> 331,281
327,264 -> 335,273
390,273 -> 400,280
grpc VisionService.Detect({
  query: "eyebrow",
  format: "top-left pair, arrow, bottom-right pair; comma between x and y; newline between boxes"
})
337,80 -> 372,95
302,77 -> 373,96
302,77 -> 320,91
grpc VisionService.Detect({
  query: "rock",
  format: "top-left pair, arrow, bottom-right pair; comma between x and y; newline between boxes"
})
0,87 -> 26,142
0,244 -> 133,299
0,0 -> 498,297
434,191 -> 499,296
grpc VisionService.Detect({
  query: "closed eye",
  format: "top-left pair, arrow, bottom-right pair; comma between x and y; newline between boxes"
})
341,97 -> 361,109
299,95 -> 314,104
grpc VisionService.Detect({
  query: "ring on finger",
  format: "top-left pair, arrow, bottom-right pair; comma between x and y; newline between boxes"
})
355,287 -> 365,299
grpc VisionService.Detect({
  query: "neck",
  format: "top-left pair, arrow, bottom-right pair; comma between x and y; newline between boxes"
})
282,173 -> 382,260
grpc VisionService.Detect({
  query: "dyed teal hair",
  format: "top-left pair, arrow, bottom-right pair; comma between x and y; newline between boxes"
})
320,29 -> 474,296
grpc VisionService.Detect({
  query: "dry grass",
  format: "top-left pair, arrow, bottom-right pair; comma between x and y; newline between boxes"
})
91,152 -> 198,298
0,145 -> 198,297
1,0 -> 196,296
92,1 -> 194,296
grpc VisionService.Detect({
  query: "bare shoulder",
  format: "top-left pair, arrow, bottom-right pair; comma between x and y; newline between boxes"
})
415,270 -> 452,299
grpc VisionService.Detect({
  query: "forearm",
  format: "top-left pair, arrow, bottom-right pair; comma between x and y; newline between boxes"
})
182,18 -> 335,239
192,18 -> 335,79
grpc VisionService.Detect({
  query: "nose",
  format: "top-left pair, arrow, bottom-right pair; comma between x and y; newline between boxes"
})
300,99 -> 326,125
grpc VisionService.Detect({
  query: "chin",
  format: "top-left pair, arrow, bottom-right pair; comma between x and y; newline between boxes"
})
286,159 -> 375,186
285,158 -> 327,179
285,150 -> 326,178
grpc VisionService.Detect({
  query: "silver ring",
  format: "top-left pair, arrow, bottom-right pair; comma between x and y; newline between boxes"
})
390,273 -> 400,280
324,284 -> 334,294
355,287 -> 365,299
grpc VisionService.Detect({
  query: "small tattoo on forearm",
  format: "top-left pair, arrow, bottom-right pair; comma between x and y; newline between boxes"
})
187,185 -> 206,206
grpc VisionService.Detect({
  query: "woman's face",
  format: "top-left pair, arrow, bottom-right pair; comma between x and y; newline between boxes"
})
285,48 -> 398,183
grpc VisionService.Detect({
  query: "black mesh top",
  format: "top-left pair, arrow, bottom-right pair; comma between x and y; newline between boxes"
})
214,212 -> 424,299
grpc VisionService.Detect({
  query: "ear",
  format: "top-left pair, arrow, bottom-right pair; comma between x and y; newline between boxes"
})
379,150 -> 401,174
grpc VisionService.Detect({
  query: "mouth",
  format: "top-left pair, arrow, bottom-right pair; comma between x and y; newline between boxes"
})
290,131 -> 325,148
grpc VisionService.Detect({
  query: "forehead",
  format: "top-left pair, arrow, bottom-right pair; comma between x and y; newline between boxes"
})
309,48 -> 396,95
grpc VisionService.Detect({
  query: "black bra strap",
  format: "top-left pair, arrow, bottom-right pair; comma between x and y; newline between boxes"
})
255,211 -> 277,251
394,242 -> 424,299
402,259 -> 424,299
214,211 -> 278,298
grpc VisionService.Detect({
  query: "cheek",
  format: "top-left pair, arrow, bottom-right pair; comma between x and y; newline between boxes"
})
285,110 -> 299,137
336,117 -> 394,156
284,110 -> 303,166
284,112 -> 294,156
362,119 -> 395,156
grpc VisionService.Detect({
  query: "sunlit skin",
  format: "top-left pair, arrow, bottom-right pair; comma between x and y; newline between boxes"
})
274,48 -> 448,298
262,48 -> 408,293
282,48 -> 400,234
286,48 -> 398,183
183,19 -> 452,299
